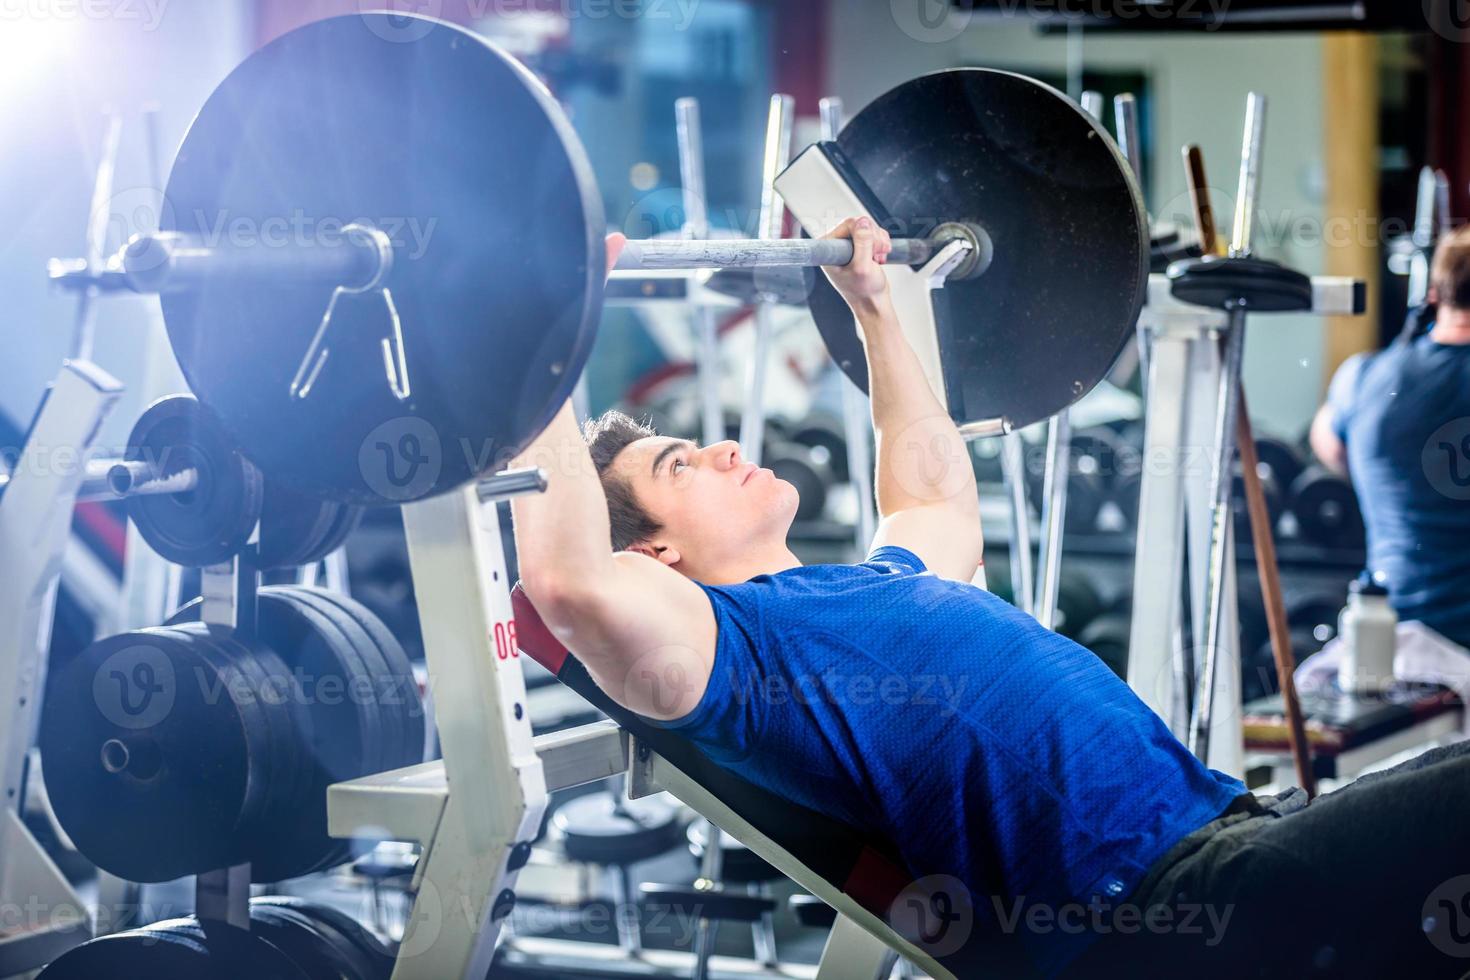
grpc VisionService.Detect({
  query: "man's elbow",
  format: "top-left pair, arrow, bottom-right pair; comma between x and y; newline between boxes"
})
520,574 -> 604,627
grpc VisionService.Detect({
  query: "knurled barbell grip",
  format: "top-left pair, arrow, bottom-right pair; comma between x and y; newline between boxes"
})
613,236 -> 938,271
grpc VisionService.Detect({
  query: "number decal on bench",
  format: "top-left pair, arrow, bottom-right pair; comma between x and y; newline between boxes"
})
493,620 -> 520,661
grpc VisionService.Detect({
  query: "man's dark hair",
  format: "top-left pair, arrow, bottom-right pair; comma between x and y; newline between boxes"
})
584,410 -> 663,551
1432,225 -> 1470,310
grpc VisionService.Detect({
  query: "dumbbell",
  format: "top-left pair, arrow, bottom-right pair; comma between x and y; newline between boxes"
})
553,790 -> 686,955
1054,570 -> 1106,640
1289,466 -> 1365,549
1231,464 -> 1286,543
1239,593 -> 1339,703
1078,608 -> 1131,680
1025,427 -> 1125,535
788,412 -> 851,484
1253,436 -> 1306,493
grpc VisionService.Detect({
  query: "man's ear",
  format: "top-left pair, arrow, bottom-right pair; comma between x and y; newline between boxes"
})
626,540 -> 681,567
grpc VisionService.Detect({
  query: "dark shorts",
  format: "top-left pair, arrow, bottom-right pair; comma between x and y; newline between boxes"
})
1064,738 -> 1470,979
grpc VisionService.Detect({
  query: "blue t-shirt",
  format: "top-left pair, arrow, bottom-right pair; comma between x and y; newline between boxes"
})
1329,326 -> 1470,646
657,545 -> 1243,976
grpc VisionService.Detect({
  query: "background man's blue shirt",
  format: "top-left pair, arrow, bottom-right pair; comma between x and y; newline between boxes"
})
1329,327 -> 1470,646
656,545 -> 1242,976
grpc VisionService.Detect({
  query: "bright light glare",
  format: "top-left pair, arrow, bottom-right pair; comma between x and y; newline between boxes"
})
0,17 -> 69,91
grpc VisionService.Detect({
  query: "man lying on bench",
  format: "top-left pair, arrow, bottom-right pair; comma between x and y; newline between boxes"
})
511,221 -> 1470,979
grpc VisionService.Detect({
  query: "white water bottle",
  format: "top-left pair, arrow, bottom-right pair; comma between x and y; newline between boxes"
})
1339,572 -> 1397,695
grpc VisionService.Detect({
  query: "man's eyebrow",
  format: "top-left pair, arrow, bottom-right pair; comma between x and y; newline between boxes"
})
650,440 -> 695,478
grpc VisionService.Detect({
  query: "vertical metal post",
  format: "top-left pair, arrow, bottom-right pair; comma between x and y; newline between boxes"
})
1080,90 -> 1104,121
1033,411 -> 1071,629
690,818 -> 725,980
71,113 -> 123,363
677,98 -> 725,449
1113,93 -> 1143,191
1191,93 -> 1265,764
1000,432 -> 1034,617
738,95 -> 794,465
195,864 -> 250,929
821,96 -> 879,554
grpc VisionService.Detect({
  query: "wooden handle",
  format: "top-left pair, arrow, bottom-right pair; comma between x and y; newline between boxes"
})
1236,396 -> 1317,799
1182,144 -> 1226,258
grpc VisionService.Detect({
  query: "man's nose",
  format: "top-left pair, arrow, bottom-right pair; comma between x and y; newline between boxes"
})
704,440 -> 742,470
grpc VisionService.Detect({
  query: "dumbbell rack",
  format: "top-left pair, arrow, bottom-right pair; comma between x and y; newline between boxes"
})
1128,272 -> 1365,773
0,360 -> 123,974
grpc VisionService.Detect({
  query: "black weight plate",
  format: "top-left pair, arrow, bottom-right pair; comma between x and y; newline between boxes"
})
1289,467 -> 1365,548
267,589 -> 379,876
161,14 -> 605,505
39,629 -> 256,882
1167,255 -> 1313,312
258,480 -> 345,569
125,395 -> 264,567
255,897 -> 395,980
154,626 -> 282,845
159,612 -> 319,880
145,916 -> 311,980
172,624 -> 313,882
297,587 -> 426,770
169,590 -> 374,878
249,904 -> 369,980
314,502 -> 365,561
805,69 -> 1148,432
281,587 -> 400,802
789,414 -> 850,483
36,927 -> 213,980
1254,437 -> 1306,495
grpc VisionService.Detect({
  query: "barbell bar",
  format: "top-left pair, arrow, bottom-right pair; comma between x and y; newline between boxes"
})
92,13 -> 1145,506
112,225 -> 989,296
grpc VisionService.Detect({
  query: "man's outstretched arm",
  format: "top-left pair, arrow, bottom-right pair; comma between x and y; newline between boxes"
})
510,237 -> 716,721
821,217 -> 983,580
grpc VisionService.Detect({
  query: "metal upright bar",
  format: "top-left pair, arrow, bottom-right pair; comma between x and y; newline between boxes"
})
1000,432 -> 1034,616
71,113 -> 123,362
821,96 -> 879,554
1033,411 -> 1070,629
676,98 -> 725,449
738,95 -> 794,466
1191,93 -> 1265,764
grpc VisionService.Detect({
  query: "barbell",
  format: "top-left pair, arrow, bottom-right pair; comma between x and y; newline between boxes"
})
110,13 -> 1146,506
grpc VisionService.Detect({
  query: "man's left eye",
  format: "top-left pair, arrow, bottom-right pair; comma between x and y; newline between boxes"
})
672,459 -> 687,474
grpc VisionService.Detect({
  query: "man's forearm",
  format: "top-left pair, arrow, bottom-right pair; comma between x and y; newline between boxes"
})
854,296 -> 979,517
509,401 -> 616,593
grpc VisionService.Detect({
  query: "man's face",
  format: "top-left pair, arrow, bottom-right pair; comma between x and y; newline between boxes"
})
611,436 -> 798,580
